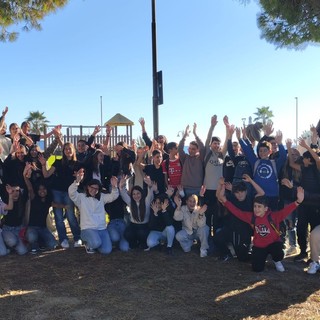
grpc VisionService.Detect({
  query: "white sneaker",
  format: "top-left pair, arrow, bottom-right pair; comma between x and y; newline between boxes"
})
273,260 -> 285,272
74,239 -> 83,248
61,239 -> 69,249
200,249 -> 207,258
307,261 -> 320,275
286,246 -> 298,256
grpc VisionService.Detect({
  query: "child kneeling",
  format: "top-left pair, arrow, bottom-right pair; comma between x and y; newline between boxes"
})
218,186 -> 304,272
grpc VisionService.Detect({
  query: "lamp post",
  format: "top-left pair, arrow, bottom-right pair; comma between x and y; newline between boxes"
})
295,97 -> 298,142
151,0 -> 159,138
100,96 -> 103,129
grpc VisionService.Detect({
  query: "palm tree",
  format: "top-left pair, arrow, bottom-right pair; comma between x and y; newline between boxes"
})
253,106 -> 274,124
25,111 -> 50,134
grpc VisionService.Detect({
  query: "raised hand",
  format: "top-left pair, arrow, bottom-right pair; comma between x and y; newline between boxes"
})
119,174 -> 128,190
174,194 -> 182,208
200,185 -> 206,197
151,181 -> 158,193
198,204 -> 207,215
281,178 -> 293,189
192,123 -> 197,136
242,174 -> 252,183
166,185 -> 174,198
93,125 -> 101,135
275,130 -> 283,144
23,162 -> 33,178
75,168 -> 85,183
161,198 -> 169,212
223,115 -> 229,127
263,121 -> 274,136
110,176 -> 118,188
2,106 -> 8,116
144,175 -> 152,187
285,139 -> 292,149
296,186 -> 304,203
211,115 -> 218,127
151,200 -> 159,216
235,127 -> 241,141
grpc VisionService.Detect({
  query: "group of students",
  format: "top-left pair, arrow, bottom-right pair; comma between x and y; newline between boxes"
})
0,106 -> 320,275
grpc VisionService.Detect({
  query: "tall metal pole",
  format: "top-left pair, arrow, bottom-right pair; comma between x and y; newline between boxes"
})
295,97 -> 298,142
100,96 -> 103,129
151,0 -> 159,138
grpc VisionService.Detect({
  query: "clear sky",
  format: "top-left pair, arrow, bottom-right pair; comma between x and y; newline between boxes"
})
1,0 -> 319,144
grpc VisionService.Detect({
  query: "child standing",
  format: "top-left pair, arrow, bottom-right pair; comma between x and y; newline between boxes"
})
219,185 -> 304,272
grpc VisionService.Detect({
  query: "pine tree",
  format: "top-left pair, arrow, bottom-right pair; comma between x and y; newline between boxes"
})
0,0 -> 68,42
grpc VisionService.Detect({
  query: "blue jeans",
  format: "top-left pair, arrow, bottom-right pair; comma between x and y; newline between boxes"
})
107,219 -> 129,252
52,189 -> 81,243
175,226 -> 209,252
2,225 -> 28,255
26,226 -> 57,250
0,229 -> 9,256
81,229 -> 112,255
147,226 -> 175,248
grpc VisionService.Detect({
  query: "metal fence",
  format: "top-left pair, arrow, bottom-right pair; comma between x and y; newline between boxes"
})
43,125 -> 132,153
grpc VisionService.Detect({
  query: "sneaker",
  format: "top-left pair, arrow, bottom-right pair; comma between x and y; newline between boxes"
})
219,254 -> 233,262
307,261 -> 320,275
286,246 -> 298,256
144,247 -> 151,252
166,247 -> 173,255
273,260 -> 285,272
30,248 -> 38,255
200,249 -> 207,258
294,252 -> 308,262
60,239 -> 70,249
85,245 -> 95,254
74,239 -> 83,248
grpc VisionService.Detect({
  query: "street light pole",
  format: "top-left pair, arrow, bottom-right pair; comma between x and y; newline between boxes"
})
100,96 -> 103,129
151,0 -> 159,138
295,97 -> 298,142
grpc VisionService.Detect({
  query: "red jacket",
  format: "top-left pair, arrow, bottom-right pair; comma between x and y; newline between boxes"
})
224,201 -> 297,248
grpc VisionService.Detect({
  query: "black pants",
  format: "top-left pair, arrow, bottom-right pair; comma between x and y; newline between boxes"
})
124,223 -> 149,249
297,204 -> 320,254
204,190 -> 222,231
213,226 -> 252,261
251,241 -> 284,272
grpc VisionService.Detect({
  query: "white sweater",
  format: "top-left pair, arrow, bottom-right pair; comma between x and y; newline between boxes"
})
174,205 -> 206,235
68,181 -> 119,230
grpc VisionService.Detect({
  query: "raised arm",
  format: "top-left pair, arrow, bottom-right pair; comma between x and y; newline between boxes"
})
0,106 -> 8,132
205,115 -> 218,148
139,117 -> 152,149
299,137 -> 320,170
23,162 -> 35,201
286,139 -> 301,171
242,174 -> 265,197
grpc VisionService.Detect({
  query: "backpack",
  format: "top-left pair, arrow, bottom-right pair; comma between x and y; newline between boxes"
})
250,213 -> 281,236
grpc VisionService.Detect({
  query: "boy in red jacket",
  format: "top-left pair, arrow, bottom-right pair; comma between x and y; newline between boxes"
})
218,186 -> 304,272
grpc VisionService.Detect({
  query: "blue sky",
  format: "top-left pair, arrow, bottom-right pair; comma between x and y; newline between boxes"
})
1,0 -> 319,144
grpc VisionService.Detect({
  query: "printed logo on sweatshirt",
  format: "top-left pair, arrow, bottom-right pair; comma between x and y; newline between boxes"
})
255,224 -> 271,237
256,163 -> 273,179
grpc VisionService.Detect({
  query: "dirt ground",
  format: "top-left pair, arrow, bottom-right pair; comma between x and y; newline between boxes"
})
0,243 -> 319,320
